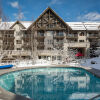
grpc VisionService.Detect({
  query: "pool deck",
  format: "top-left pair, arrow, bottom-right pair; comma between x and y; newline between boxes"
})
0,65 -> 100,100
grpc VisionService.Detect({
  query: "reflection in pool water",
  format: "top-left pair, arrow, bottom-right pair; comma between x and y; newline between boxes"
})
0,67 -> 100,100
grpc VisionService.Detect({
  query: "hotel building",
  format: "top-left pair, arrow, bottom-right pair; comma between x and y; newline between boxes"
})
0,7 -> 100,62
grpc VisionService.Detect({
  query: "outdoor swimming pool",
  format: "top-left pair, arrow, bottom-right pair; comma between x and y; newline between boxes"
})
0,67 -> 100,100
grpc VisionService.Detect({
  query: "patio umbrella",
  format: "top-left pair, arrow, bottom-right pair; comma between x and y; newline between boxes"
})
75,52 -> 84,57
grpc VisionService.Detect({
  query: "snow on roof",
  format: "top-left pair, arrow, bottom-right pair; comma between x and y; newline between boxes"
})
0,21 -> 100,31
0,21 -> 33,30
20,21 -> 33,28
67,22 -> 100,31
0,22 -> 15,30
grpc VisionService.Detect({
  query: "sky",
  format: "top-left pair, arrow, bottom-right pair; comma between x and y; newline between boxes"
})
1,0 -> 100,22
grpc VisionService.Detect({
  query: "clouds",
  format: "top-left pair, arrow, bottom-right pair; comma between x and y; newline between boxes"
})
9,1 -> 19,9
77,12 -> 100,21
49,0 -> 63,5
9,1 -> 25,20
13,12 -> 25,20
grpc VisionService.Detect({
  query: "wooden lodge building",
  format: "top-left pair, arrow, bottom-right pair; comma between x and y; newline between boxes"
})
0,7 -> 100,62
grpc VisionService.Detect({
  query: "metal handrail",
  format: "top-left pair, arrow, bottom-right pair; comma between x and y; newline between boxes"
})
90,94 -> 100,100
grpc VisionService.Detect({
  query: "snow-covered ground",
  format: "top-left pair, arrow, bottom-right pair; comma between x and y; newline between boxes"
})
14,59 -> 53,68
81,56 -> 100,70
12,56 -> 100,70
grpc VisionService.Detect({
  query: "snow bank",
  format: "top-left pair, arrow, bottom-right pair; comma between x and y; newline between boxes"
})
81,57 -> 100,70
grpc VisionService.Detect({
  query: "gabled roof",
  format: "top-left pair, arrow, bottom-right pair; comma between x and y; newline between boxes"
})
0,21 -> 32,30
27,7 -> 72,30
10,21 -> 26,29
20,21 -> 33,28
0,22 -> 14,30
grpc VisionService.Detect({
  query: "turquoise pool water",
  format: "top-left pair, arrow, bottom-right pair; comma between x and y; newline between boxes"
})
0,67 -> 100,100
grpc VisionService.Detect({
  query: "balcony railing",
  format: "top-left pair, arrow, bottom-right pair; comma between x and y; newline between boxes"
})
37,35 -> 45,38
66,34 -> 78,38
54,35 -> 64,38
65,42 -> 90,48
88,34 -> 99,38
37,42 -> 44,46
38,50 -> 60,55
0,50 -> 31,56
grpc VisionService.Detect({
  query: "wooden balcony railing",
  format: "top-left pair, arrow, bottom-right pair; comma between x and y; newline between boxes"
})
65,42 -> 90,48
87,34 -> 99,39
54,35 -> 65,39
66,35 -> 78,39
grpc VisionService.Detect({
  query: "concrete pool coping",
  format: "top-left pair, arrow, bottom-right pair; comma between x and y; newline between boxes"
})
0,65 -> 100,100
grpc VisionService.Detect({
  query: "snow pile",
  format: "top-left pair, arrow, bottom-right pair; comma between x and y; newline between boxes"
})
34,59 -> 52,66
81,56 -> 100,70
14,56 -> 100,70
14,59 -> 53,68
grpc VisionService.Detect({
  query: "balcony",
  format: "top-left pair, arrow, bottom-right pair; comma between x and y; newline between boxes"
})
37,32 -> 45,38
37,35 -> 45,39
38,50 -> 60,56
54,32 -> 65,39
65,42 -> 90,48
22,44 -> 31,48
5,50 -> 32,56
87,34 -> 99,39
2,37 -> 15,40
22,37 -> 30,42
54,35 -> 65,39
66,34 -> 78,39
37,42 -> 44,47
54,41 -> 64,46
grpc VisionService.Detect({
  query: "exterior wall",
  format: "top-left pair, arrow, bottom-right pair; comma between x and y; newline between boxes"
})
0,28 -> 99,61
13,23 -> 24,50
0,31 -> 3,51
44,31 -> 54,50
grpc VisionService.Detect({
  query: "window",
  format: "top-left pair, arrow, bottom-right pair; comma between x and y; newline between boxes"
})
17,48 -> 21,50
49,24 -> 54,28
48,40 -> 53,44
57,31 -> 64,36
47,31 -> 53,36
37,31 -> 44,36
16,40 -> 22,44
47,47 -> 52,50
57,56 -> 62,60
38,56 -> 41,59
79,40 -> 84,42
80,32 -> 84,36
59,32 -> 64,36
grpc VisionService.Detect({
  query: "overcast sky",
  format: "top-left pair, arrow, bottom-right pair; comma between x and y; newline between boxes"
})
1,0 -> 100,22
